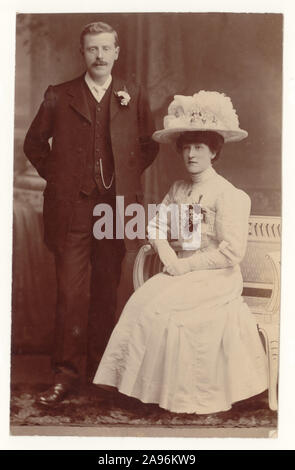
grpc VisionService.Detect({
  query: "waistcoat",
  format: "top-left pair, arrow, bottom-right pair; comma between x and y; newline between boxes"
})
80,81 -> 115,196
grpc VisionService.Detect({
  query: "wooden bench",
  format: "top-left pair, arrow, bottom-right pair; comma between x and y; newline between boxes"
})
133,215 -> 281,411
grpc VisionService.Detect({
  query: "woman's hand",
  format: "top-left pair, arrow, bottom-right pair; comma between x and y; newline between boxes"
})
163,258 -> 191,276
156,241 -> 191,276
156,241 -> 178,268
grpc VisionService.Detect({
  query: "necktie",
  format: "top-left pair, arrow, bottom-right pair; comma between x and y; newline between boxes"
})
92,86 -> 106,103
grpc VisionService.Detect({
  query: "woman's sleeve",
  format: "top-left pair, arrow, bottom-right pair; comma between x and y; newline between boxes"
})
188,188 -> 251,270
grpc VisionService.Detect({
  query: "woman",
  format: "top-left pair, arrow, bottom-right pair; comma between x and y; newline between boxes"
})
93,91 -> 268,414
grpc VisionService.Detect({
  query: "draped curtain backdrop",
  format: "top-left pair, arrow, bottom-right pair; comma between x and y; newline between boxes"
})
13,13 -> 282,354
15,12 -> 282,212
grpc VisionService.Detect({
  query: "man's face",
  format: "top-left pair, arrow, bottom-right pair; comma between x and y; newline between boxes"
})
81,32 -> 119,84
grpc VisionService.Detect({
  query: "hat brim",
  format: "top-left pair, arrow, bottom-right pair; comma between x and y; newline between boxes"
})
152,127 -> 248,144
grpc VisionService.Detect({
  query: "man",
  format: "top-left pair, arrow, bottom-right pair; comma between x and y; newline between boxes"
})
24,21 -> 158,405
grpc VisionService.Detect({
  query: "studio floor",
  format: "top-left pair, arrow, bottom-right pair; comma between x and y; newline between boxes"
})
9,354 -> 277,438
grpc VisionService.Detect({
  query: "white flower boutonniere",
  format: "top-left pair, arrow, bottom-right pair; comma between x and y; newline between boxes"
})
114,87 -> 131,106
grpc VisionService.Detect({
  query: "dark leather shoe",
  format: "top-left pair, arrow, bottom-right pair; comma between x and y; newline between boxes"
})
36,383 -> 72,406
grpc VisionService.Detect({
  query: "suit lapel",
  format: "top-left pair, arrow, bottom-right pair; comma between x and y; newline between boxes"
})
67,74 -> 92,123
110,76 -> 127,122
67,74 -> 127,123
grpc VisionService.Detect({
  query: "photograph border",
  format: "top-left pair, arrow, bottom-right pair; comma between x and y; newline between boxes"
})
1,0 -> 294,451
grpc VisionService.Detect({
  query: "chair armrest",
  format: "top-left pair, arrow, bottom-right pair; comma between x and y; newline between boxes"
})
264,251 -> 281,315
133,244 -> 154,290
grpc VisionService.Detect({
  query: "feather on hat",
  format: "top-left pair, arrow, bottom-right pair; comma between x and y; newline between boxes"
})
152,91 -> 248,143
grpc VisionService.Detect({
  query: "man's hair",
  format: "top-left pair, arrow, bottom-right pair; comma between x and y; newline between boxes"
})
80,22 -> 119,48
176,131 -> 224,162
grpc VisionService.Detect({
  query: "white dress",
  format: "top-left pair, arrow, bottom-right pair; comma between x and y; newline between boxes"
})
93,167 -> 268,414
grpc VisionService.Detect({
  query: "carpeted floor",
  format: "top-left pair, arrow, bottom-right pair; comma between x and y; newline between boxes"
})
10,384 -> 277,429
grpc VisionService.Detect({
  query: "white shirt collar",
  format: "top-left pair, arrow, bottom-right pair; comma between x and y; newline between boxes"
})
84,72 -> 112,93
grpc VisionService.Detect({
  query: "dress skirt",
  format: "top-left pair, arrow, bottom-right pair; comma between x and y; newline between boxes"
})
93,265 -> 268,414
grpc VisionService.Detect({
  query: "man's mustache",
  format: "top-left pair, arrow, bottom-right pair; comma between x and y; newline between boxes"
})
92,61 -> 108,66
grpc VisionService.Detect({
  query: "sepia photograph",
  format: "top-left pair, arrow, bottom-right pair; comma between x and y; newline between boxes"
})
4,7 -> 285,443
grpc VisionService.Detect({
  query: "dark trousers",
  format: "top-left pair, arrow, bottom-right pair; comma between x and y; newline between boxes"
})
52,191 -> 125,384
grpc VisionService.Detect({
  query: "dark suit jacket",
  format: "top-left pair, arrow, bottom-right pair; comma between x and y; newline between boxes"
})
24,74 -> 159,253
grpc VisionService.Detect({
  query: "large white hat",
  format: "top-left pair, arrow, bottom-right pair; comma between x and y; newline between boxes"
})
152,91 -> 248,144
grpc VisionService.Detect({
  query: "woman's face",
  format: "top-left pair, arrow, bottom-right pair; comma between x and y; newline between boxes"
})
182,142 -> 216,175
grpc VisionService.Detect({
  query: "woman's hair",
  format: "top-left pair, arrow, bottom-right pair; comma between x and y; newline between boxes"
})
80,22 -> 119,48
176,131 -> 224,162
